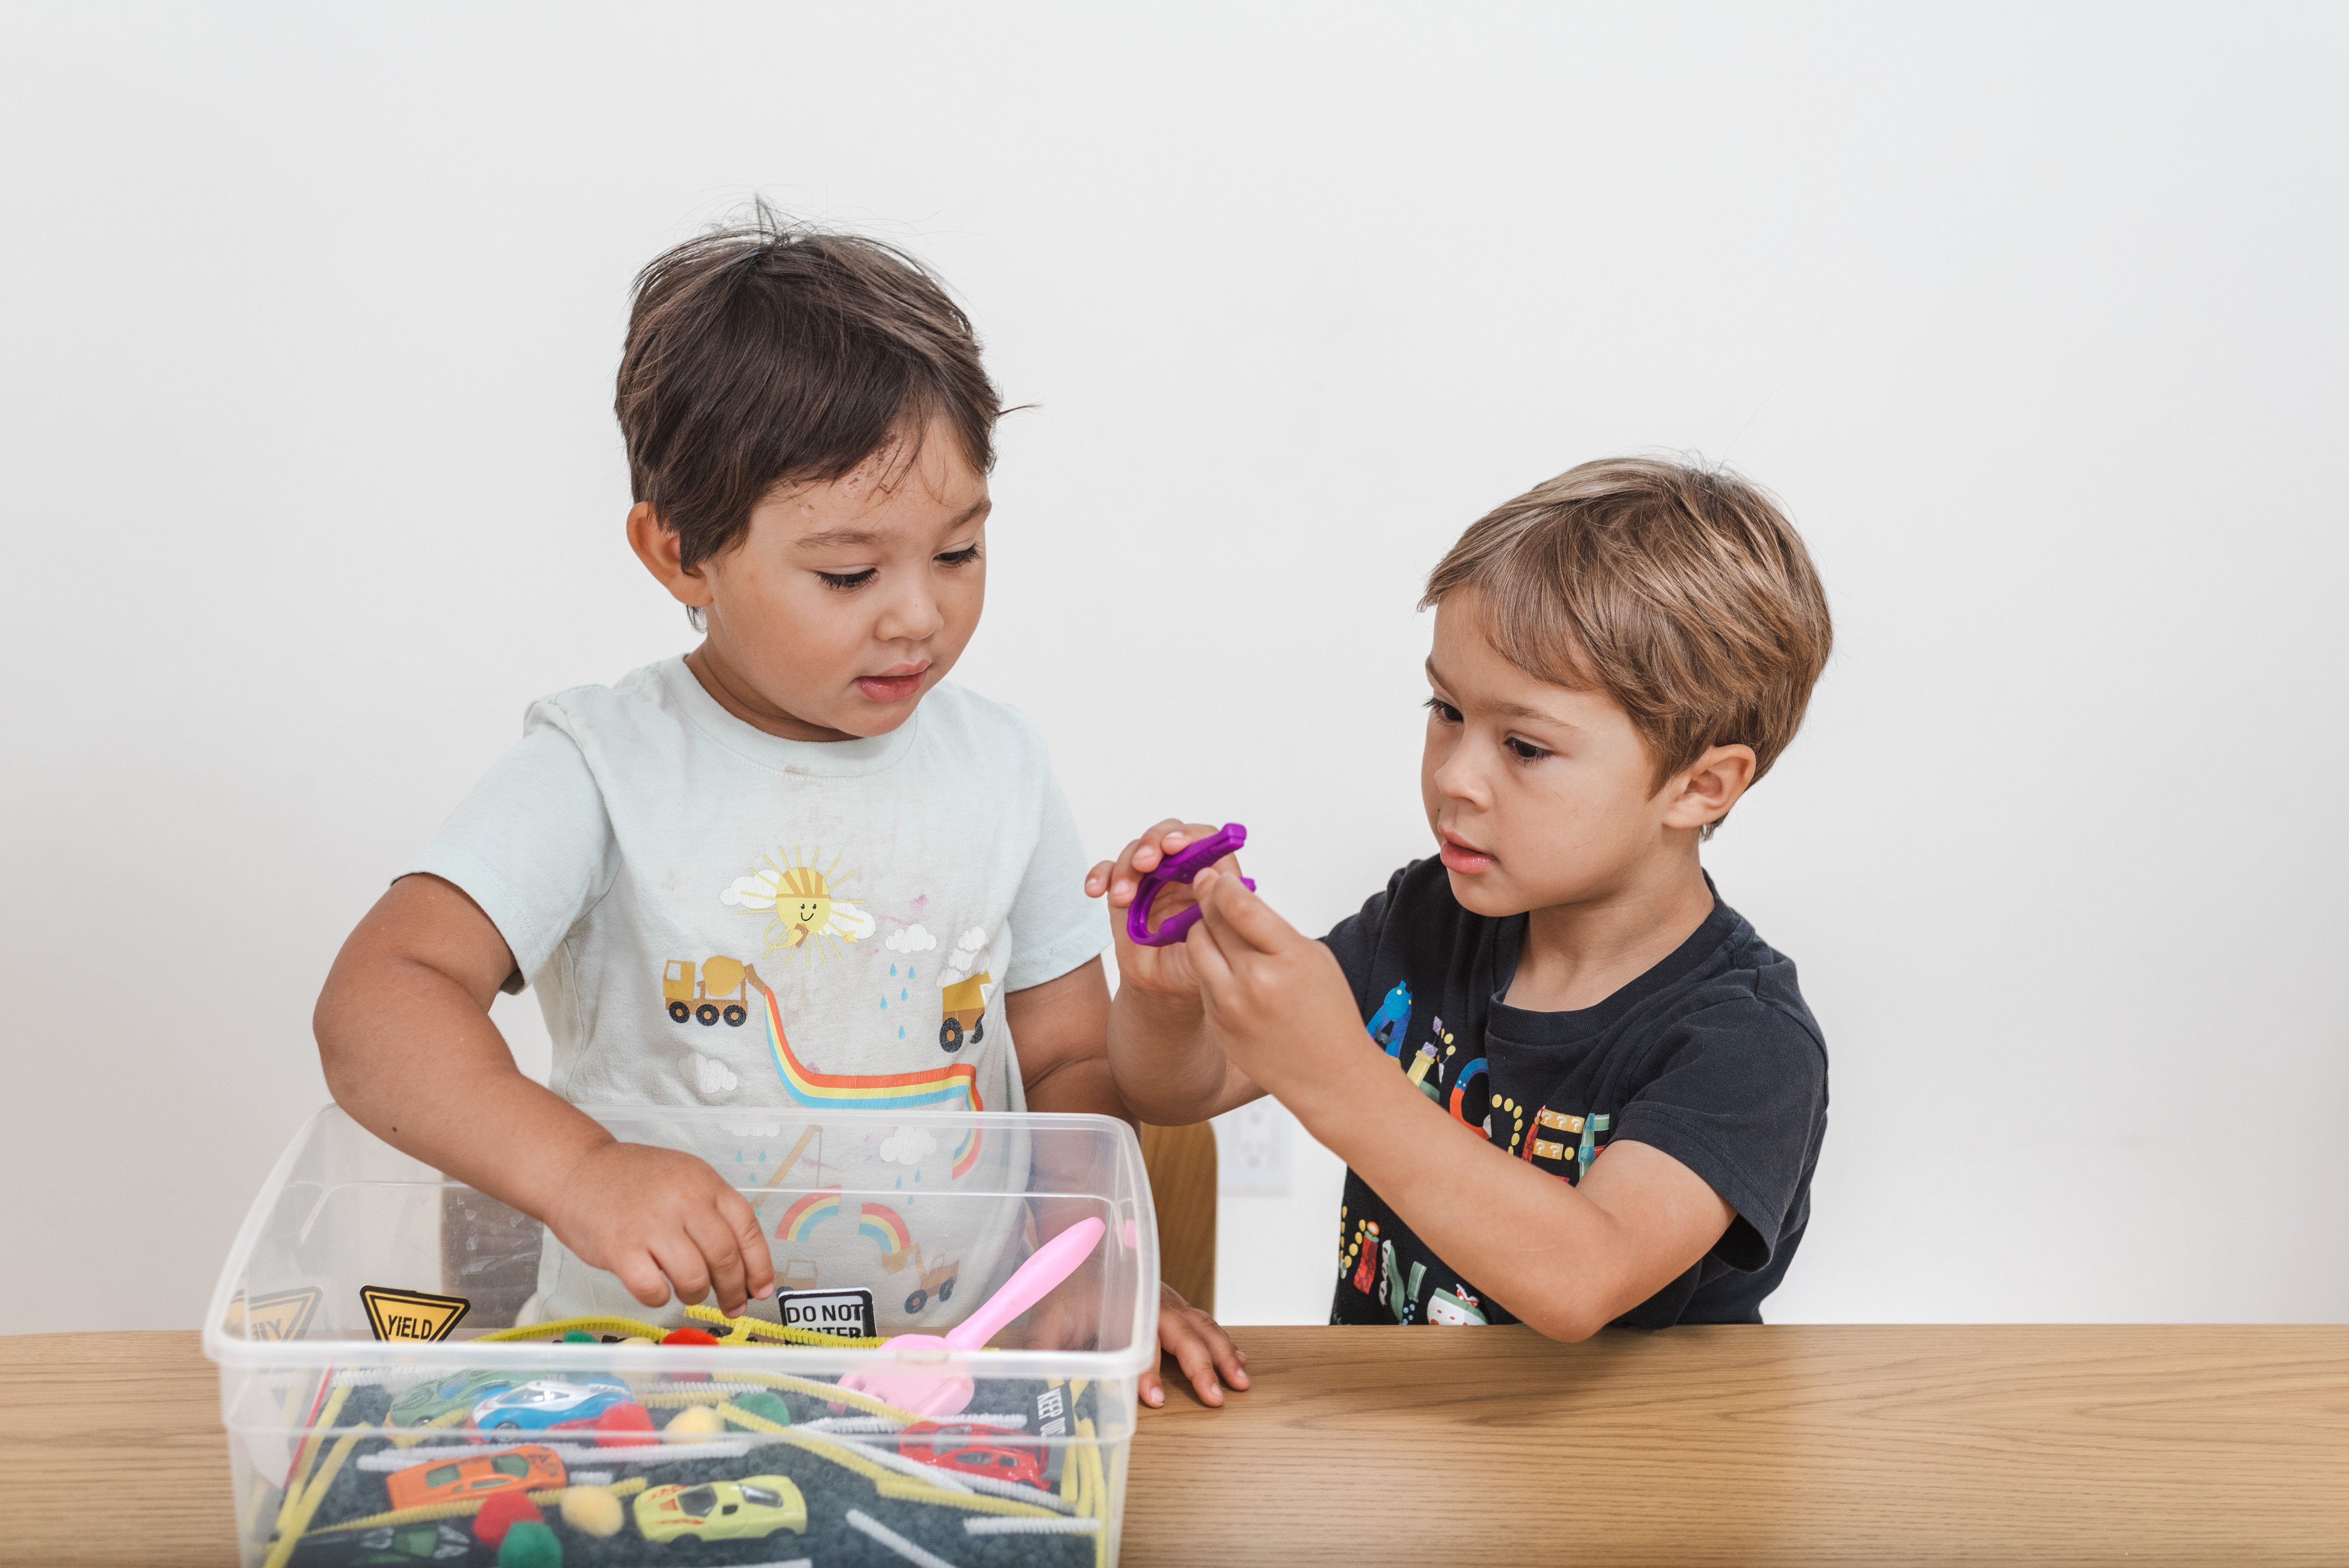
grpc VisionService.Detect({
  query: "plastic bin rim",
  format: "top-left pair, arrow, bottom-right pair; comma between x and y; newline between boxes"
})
203,1103 -> 1161,1379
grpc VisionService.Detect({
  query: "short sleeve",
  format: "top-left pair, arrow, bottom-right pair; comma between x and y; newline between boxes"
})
1001,775 -> 1110,992
399,715 -> 620,983
1608,1002 -> 1828,1272
1319,865 -> 1409,1012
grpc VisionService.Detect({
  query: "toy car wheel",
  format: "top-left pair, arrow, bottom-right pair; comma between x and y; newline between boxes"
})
939,1017 -> 963,1053
937,1277 -> 955,1304
671,1534 -> 698,1547
695,1004 -> 720,1026
667,1001 -> 692,1023
970,1016 -> 984,1045
904,1288 -> 928,1315
723,1004 -> 747,1026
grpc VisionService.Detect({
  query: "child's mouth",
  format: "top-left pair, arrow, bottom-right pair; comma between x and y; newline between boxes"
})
1438,832 -> 1496,873
856,664 -> 929,702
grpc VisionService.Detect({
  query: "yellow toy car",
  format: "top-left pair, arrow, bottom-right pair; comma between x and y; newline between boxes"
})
633,1476 -> 807,1545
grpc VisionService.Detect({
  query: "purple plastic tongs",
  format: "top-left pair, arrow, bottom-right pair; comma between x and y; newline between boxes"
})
1127,823 -> 1256,947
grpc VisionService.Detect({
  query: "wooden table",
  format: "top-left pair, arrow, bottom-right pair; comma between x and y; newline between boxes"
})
5,1325 -> 2346,1564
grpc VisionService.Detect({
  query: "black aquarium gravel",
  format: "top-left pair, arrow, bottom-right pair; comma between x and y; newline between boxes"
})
284,1378 -> 1107,1568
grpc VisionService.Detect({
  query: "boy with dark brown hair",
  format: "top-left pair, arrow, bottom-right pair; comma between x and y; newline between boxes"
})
316,211 -> 1243,1404
1096,457 -> 1833,1334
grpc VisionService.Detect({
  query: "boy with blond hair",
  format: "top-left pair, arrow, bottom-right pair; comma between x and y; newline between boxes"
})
1095,458 -> 1832,1333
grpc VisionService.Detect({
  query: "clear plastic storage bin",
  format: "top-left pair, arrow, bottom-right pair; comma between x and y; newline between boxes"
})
205,1105 -> 1158,1568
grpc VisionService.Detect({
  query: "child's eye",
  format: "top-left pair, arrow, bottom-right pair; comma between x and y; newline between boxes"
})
1504,736 -> 1551,762
816,569 -> 877,591
1423,696 -> 1463,725
935,543 -> 983,567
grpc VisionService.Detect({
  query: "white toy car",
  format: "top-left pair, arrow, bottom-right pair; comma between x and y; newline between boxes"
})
469,1378 -> 630,1432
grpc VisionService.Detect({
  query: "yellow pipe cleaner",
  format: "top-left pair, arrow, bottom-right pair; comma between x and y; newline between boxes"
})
268,1381 -> 351,1549
474,1315 -> 671,1342
683,1302 -> 886,1348
262,1424 -> 367,1568
711,1410 -> 1055,1519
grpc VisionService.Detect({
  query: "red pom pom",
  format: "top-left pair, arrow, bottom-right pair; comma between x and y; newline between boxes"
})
472,1489 -> 543,1546
593,1400 -> 656,1447
661,1326 -> 718,1382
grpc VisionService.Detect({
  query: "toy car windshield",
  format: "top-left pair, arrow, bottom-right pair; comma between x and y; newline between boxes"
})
677,1486 -> 718,1515
741,1485 -> 785,1507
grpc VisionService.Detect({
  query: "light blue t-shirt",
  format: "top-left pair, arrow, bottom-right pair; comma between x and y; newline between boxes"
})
406,655 -> 1107,1324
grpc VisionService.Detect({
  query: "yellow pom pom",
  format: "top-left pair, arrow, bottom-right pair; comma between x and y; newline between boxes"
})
664,1404 -> 726,1439
560,1483 -> 625,1537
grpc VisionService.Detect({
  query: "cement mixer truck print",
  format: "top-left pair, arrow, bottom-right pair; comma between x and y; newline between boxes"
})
937,971 -> 991,1053
663,956 -> 752,1027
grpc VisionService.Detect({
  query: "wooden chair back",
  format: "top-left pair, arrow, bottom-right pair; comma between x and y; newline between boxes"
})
1138,1121 -> 1218,1314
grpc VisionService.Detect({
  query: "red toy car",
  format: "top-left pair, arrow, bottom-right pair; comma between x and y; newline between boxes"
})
896,1421 -> 1048,1490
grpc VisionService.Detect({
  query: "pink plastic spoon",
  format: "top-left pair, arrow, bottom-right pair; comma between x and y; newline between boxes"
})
837,1215 -> 1107,1418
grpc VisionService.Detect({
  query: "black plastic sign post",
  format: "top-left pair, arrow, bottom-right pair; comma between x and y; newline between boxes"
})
774,1286 -> 876,1341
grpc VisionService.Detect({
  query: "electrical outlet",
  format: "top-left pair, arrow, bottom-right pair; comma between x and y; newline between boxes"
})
1214,1100 -> 1294,1193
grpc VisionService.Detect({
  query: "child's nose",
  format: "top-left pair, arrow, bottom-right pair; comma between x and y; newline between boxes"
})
1431,748 -> 1490,806
875,581 -> 946,642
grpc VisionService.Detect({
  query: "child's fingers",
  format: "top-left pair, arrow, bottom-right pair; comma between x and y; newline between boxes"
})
612,1250 -> 673,1310
1104,820 -> 1224,906
1159,1316 -> 1227,1407
1191,869 -> 1289,956
1195,1315 -> 1250,1390
1139,1367 -> 1166,1408
721,1190 -> 776,1300
1181,907 -> 1237,992
686,1205 -> 752,1315
1120,819 -> 1190,884
649,1232 -> 716,1310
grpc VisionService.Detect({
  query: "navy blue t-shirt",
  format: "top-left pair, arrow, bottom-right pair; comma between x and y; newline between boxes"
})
1322,859 -> 1828,1328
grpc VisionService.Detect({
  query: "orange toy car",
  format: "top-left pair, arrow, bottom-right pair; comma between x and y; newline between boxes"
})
385,1444 -> 565,1512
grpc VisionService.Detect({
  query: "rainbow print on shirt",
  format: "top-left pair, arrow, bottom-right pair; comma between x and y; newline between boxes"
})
749,968 -> 985,1178
860,1202 -> 912,1257
776,1188 -> 841,1243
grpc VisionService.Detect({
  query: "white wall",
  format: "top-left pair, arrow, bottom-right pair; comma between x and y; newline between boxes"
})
3,4 -> 2343,1335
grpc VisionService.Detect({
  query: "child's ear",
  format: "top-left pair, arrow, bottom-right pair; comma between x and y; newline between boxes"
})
625,502 -> 714,612
1661,743 -> 1758,832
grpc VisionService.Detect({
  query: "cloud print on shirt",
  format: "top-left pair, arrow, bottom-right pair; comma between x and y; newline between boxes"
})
877,1125 -> 939,1166
944,925 -> 988,980
687,1053 -> 738,1098
885,923 -> 939,954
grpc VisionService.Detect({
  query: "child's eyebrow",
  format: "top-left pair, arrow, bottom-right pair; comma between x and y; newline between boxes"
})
1425,657 -> 1577,729
796,527 -> 884,551
796,499 -> 988,553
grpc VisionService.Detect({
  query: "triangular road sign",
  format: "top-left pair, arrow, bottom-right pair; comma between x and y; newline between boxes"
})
359,1284 -> 470,1343
224,1286 -> 322,1342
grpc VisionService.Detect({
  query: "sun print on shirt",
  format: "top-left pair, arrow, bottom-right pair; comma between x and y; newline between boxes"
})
720,845 -> 877,964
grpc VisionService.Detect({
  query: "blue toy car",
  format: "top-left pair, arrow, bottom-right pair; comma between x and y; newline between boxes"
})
469,1378 -> 631,1432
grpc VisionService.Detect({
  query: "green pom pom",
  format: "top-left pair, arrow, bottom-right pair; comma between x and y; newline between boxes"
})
498,1520 -> 562,1568
731,1389 -> 792,1427
560,1330 -> 599,1342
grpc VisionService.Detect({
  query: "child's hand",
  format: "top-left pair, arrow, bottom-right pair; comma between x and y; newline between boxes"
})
542,1141 -> 776,1316
1085,819 -> 1244,1003
1145,1283 -> 1249,1409
1182,867 -> 1365,1106
1017,1250 -> 1247,1407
